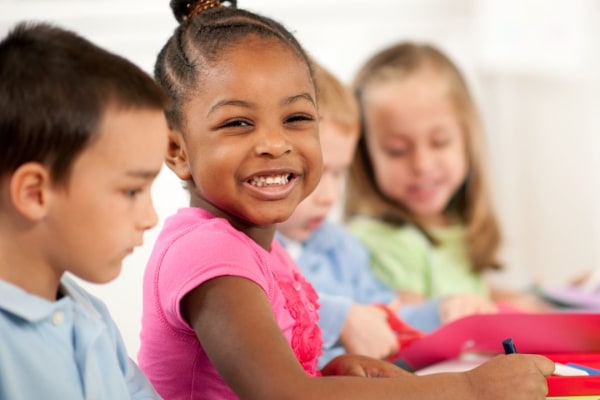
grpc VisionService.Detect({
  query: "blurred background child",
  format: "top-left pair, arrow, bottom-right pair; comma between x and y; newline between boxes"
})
276,59 -> 499,366
346,42 -> 551,312
276,60 -> 402,365
0,21 -> 167,399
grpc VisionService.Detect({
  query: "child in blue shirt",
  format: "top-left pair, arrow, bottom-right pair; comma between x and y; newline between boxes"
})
0,22 -> 168,399
276,60 -> 498,367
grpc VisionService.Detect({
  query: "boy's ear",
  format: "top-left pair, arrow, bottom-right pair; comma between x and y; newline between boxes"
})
9,162 -> 52,220
165,129 -> 192,181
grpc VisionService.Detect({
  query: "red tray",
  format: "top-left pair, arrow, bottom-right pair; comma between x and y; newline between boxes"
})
545,353 -> 600,396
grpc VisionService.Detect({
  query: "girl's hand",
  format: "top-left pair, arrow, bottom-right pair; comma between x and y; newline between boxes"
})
321,354 -> 411,378
464,354 -> 554,400
439,294 -> 498,323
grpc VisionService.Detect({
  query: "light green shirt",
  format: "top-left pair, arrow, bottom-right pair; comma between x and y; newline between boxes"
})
348,217 -> 488,298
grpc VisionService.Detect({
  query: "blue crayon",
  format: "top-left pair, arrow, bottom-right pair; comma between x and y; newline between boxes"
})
566,362 -> 600,375
502,338 -> 517,355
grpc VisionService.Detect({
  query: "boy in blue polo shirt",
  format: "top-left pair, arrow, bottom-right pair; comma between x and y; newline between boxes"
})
0,22 -> 167,399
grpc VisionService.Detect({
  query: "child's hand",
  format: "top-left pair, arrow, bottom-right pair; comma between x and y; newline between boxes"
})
464,354 -> 554,399
492,288 -> 555,312
321,354 -> 411,378
340,303 -> 398,360
439,294 -> 498,323
395,290 -> 426,304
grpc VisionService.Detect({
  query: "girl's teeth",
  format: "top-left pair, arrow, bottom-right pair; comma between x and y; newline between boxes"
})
249,174 -> 290,187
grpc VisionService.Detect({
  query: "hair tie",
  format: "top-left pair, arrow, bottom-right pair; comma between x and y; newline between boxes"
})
185,0 -> 236,20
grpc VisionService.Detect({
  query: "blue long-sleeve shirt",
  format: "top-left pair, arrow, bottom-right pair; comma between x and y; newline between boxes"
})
277,222 -> 442,367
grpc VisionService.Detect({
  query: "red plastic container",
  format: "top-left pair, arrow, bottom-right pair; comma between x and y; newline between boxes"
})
545,353 -> 600,396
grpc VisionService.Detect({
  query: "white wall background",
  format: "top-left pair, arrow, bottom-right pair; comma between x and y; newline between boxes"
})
2,0 -> 599,360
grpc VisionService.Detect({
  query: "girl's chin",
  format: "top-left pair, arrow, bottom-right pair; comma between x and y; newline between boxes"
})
413,211 -> 448,226
407,204 -> 447,223
246,212 -> 296,227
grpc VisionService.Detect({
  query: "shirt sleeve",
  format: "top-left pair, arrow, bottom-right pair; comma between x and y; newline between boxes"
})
157,225 -> 271,332
85,285 -> 163,399
316,292 -> 353,349
123,358 -> 164,399
398,298 -> 443,333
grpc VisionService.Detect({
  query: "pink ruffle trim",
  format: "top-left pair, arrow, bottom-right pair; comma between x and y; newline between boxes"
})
277,270 -> 323,376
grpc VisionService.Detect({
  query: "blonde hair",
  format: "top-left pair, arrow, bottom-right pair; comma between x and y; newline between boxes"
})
312,60 -> 359,136
345,42 -> 501,273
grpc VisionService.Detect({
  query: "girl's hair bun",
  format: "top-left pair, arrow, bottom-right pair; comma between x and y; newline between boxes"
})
170,0 -> 237,23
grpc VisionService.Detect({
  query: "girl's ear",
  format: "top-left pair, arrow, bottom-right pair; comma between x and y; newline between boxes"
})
9,162 -> 52,221
165,129 -> 193,181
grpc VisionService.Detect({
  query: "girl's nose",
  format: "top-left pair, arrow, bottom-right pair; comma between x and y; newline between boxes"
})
412,146 -> 434,174
255,128 -> 292,158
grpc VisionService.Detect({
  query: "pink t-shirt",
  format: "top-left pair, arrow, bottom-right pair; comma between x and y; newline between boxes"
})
139,208 -> 322,400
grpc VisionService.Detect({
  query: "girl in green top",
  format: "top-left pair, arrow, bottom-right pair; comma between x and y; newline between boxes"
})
346,42 -> 549,313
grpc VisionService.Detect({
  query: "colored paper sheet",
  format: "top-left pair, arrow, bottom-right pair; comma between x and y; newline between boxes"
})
397,312 -> 600,371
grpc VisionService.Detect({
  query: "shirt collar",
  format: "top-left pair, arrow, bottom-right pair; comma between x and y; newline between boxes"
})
0,275 -> 100,322
0,279 -> 65,322
275,232 -> 304,261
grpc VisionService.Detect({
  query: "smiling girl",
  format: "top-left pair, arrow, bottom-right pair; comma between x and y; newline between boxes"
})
346,42 -> 550,313
138,2 -> 553,399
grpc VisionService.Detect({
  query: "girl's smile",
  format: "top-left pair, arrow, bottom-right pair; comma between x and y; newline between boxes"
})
243,169 -> 299,201
362,71 -> 468,226
406,180 -> 445,201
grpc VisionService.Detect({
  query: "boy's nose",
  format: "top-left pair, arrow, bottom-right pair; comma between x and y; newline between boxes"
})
138,195 -> 159,231
315,176 -> 338,207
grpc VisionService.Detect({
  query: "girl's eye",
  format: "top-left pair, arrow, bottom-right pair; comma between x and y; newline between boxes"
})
385,148 -> 409,157
286,114 -> 315,124
430,127 -> 455,148
221,119 -> 251,129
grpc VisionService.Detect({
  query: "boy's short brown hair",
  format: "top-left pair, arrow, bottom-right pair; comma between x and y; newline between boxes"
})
0,22 -> 168,186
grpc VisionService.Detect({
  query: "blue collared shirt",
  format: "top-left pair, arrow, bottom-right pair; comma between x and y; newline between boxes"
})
0,276 -> 161,400
277,222 -> 442,367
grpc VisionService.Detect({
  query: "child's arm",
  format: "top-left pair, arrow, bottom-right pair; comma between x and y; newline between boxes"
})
181,275 -> 553,400
396,293 -> 498,334
75,281 -> 162,399
438,293 -> 498,322
490,287 -> 554,312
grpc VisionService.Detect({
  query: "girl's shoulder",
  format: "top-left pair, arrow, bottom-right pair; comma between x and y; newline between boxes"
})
347,215 -> 387,232
148,208 -> 279,299
347,216 -> 423,238
346,217 -> 432,253
156,207 -> 261,265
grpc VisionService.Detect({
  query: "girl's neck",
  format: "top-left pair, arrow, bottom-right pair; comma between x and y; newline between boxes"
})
416,213 -> 451,228
190,197 -> 275,251
237,224 -> 276,251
